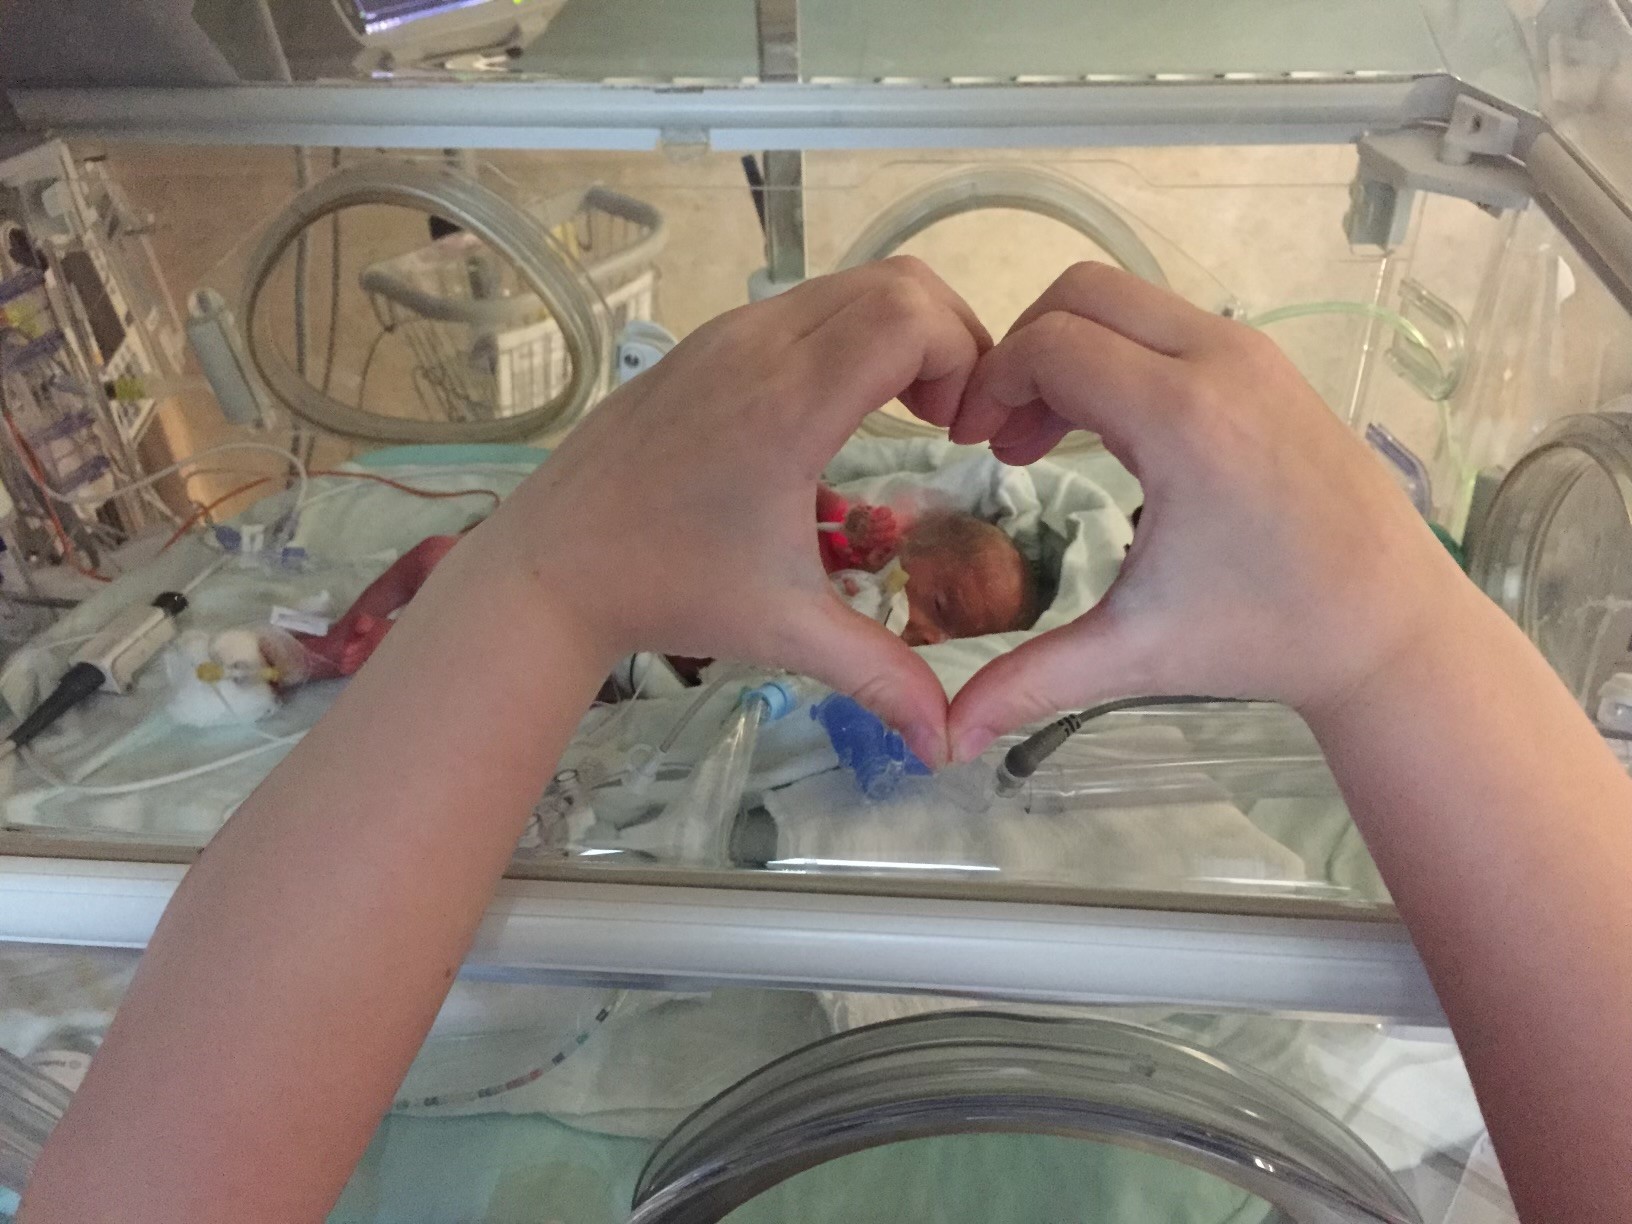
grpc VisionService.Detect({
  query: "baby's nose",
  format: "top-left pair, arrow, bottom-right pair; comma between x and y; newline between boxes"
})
908,620 -> 949,646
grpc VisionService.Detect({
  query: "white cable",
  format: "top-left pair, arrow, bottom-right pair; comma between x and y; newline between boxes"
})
179,554 -> 230,597
19,735 -> 303,796
55,443 -> 308,509
0,632 -> 103,695
0,558 -> 221,698
23,442 -> 310,519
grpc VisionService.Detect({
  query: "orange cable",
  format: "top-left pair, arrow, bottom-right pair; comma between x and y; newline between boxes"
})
0,408 -> 109,582
160,469 -> 501,552
308,468 -> 503,510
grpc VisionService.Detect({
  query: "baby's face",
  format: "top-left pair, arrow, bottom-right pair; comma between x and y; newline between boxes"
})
899,537 -> 1031,646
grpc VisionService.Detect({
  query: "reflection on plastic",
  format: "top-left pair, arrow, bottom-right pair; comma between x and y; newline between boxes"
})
630,1012 -> 1421,1224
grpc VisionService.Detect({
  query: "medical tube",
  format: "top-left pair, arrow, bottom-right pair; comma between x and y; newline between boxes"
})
620,692 -> 771,865
623,671 -> 740,795
1243,301 -> 1434,356
659,674 -> 736,756
617,684 -> 797,865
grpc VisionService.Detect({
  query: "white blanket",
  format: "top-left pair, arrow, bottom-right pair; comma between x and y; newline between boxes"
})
0,463 -> 536,839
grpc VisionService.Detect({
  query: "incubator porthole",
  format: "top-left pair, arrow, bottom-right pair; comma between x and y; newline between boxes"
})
834,167 -> 1168,454
630,1012 -> 1420,1224
1469,407 -> 1632,707
240,163 -> 665,446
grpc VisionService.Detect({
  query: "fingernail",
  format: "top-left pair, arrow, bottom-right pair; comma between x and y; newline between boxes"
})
953,725 -> 996,763
904,723 -> 948,770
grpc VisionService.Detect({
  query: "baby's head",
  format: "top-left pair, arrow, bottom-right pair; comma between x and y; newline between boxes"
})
896,512 -> 1040,646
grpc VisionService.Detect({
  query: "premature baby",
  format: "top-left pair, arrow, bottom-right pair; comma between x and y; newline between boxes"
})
817,486 -> 1040,646
295,485 -> 1041,681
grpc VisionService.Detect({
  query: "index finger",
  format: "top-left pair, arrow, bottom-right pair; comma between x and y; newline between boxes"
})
949,309 -> 1182,468
785,268 -> 990,463
1006,262 -> 1229,358
773,257 -> 992,361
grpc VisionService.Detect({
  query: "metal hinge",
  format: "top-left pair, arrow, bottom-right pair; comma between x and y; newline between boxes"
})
1346,95 -> 1532,248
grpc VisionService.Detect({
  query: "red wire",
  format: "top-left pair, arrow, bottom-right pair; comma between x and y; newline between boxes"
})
0,407 -> 109,582
308,469 -> 503,511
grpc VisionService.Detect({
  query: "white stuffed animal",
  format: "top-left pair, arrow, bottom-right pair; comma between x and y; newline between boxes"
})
165,627 -> 307,727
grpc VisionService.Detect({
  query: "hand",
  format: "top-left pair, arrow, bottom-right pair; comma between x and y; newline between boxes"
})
842,503 -> 900,570
468,258 -> 990,765
942,262 -> 1472,760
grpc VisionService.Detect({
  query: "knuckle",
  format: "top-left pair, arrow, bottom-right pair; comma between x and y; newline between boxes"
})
878,253 -> 935,285
866,274 -> 934,329
1056,259 -> 1120,295
687,304 -> 751,353
1019,309 -> 1080,354
1163,362 -> 1231,425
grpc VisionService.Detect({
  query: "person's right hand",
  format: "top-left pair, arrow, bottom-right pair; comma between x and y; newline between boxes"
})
940,263 -> 1475,761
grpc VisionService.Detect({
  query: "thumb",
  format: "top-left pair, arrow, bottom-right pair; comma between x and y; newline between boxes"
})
776,594 -> 951,767
947,603 -> 1149,762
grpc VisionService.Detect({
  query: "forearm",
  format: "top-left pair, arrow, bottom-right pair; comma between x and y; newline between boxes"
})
1305,585 -> 1632,1222
24,531 -> 616,1222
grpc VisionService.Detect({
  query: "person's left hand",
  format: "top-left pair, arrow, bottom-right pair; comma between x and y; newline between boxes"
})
467,258 -> 990,765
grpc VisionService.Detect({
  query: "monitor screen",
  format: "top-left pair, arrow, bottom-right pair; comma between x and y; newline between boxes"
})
346,0 -> 502,36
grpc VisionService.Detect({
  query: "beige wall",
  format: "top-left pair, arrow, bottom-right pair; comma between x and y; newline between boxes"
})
96,142 -> 1625,521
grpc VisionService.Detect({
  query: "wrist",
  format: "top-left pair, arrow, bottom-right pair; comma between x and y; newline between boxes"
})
420,524 -> 630,686
1298,577 -> 1517,740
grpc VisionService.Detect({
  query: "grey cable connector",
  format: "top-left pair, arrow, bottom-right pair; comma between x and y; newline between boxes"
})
993,695 -> 1241,796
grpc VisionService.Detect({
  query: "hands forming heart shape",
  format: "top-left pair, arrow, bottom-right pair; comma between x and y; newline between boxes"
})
500,257 -> 1469,766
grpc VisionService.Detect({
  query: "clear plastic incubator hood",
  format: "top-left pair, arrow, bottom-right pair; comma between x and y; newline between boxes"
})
0,1 -> 1630,1220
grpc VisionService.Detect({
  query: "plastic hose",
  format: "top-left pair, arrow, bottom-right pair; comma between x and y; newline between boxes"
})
1243,301 -> 1440,380
1245,300 -> 1466,488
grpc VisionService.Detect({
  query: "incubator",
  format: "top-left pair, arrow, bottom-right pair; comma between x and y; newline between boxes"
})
2,0 -> 1632,1218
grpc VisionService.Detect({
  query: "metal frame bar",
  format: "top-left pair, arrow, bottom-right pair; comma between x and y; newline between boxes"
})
755,0 -> 800,84
0,857 -> 1443,1023
6,77 -> 1456,151
755,0 -> 806,281
1528,130 -> 1632,318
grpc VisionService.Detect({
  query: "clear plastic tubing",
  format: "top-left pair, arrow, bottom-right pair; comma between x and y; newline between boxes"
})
1244,301 -> 1437,370
624,685 -> 796,866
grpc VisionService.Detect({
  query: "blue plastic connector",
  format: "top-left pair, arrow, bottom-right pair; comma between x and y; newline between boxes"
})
810,693 -> 930,800
742,679 -> 799,723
